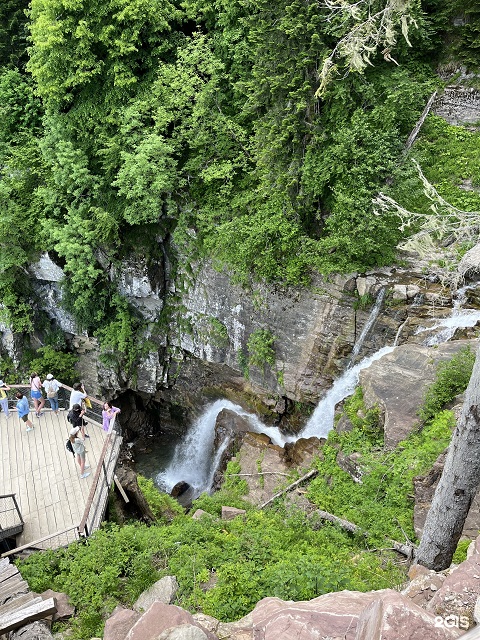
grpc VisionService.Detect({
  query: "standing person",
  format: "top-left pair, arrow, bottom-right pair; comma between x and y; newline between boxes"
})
0,380 -> 11,419
30,372 -> 45,417
69,427 -> 90,478
102,401 -> 120,432
69,382 -> 87,410
43,374 -> 60,414
16,392 -> 34,432
67,403 -> 89,439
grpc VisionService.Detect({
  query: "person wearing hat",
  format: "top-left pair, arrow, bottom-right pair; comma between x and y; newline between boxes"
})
43,374 -> 60,414
0,380 -> 11,420
69,427 -> 90,479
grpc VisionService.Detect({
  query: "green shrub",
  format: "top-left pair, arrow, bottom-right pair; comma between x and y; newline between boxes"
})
247,329 -> 276,370
27,346 -> 78,385
137,475 -> 184,523
418,347 -> 475,423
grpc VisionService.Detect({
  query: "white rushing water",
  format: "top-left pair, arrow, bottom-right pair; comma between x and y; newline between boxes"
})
157,399 -> 287,495
415,286 -> 480,346
348,288 -> 386,365
294,345 -> 395,441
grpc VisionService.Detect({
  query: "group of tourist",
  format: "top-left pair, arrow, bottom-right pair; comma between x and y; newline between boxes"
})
0,375 -> 121,480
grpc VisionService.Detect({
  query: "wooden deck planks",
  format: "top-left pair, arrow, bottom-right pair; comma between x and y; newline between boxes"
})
1,408 -> 108,550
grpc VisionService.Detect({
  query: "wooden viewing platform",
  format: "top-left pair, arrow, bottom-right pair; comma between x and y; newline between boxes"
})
0,387 -> 122,556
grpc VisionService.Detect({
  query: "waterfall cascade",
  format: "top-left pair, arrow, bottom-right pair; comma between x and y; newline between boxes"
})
157,286 -> 480,496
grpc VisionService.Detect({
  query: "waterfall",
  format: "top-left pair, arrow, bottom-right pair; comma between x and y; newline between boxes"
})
152,284 -> 480,496
348,288 -> 386,365
414,286 -> 480,346
294,346 -> 395,441
157,399 -> 287,496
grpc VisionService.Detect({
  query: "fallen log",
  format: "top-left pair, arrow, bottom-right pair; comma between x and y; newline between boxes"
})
259,469 -> 318,509
308,509 -> 416,559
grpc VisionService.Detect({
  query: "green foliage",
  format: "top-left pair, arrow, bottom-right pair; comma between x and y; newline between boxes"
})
236,348 -> 250,380
390,115 -> 480,221
452,538 -> 471,564
309,409 -> 455,544
418,346 -> 475,423
247,329 -> 276,370
341,388 -> 383,452
27,346 -> 78,386
137,475 -> 184,523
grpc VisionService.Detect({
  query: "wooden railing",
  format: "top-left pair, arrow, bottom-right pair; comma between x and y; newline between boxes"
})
78,414 -> 122,536
0,383 -> 123,557
0,495 -> 23,540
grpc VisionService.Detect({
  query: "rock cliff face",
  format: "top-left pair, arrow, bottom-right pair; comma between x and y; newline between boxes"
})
3,249 -> 478,432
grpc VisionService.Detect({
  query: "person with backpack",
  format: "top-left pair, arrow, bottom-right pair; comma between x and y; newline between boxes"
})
43,374 -> 60,414
69,427 -> 90,479
67,403 -> 89,439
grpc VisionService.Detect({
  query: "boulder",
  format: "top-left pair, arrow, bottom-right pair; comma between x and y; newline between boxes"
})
282,437 -> 322,468
192,509 -> 214,520
40,589 -> 74,621
235,432 -> 314,510
9,621 -> 54,640
221,506 -> 246,521
134,576 -> 179,612
104,606 -> 141,640
401,570 -> 446,609
193,612 -> 254,640
251,589 -> 462,640
125,603 -> 217,640
427,535 -> 480,629
252,591 -> 377,639
355,590 -> 461,639
154,625 -> 210,640
359,341 -> 472,448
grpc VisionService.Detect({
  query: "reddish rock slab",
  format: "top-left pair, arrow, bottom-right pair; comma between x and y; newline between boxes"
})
104,606 -> 141,640
427,535 -> 480,629
40,589 -> 74,621
252,591 -> 380,639
126,603 -> 218,640
355,590 -> 461,639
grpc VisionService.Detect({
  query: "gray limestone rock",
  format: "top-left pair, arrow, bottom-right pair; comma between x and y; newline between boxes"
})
154,625 -> 210,640
134,576 -> 179,612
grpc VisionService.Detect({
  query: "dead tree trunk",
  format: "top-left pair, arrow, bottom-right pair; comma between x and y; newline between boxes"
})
416,344 -> 480,570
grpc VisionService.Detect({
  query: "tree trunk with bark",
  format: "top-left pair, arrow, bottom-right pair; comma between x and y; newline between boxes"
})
416,344 -> 480,570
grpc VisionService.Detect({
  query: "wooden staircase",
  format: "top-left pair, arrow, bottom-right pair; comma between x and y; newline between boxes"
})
0,558 -> 56,636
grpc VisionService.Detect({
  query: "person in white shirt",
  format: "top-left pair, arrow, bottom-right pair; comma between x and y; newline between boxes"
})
43,374 -> 61,414
69,382 -> 87,409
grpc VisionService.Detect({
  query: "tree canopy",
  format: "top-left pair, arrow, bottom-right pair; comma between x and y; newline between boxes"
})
0,0 -> 477,359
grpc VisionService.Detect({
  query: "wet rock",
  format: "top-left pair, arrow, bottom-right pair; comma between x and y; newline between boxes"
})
171,482 -> 191,498
282,437 -> 322,468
